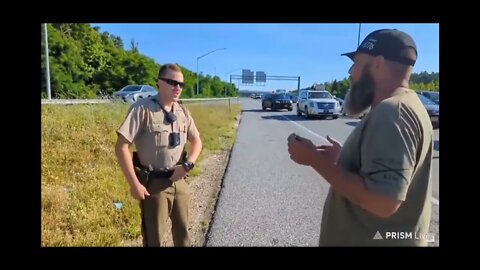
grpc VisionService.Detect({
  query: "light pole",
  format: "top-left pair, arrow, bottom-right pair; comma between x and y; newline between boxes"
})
196,47 -> 226,96
357,23 -> 362,47
44,23 -> 52,100
224,68 -> 242,97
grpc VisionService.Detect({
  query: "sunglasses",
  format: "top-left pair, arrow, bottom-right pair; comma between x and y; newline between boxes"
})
160,78 -> 185,88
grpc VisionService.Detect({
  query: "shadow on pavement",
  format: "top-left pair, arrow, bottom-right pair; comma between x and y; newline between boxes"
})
261,115 -> 334,121
261,115 -> 294,121
241,109 -> 265,113
345,121 -> 360,127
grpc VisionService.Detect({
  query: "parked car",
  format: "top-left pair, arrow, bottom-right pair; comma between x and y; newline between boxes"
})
417,93 -> 439,129
334,97 -> 344,114
297,90 -> 341,119
262,93 -> 293,111
289,95 -> 299,103
418,91 -> 439,105
113,85 -> 158,103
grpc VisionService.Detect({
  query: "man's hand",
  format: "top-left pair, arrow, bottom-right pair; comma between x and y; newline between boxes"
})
130,182 -> 150,200
169,165 -> 187,182
316,135 -> 342,164
287,133 -> 317,166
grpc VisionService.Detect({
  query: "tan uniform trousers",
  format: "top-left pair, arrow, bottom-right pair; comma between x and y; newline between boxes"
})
140,177 -> 190,247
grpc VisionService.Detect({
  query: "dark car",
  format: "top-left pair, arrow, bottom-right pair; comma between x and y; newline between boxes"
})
418,91 -> 439,105
417,93 -> 439,129
262,93 -> 293,111
288,95 -> 299,103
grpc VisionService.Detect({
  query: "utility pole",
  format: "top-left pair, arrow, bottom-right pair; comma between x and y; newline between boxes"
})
44,23 -> 52,100
357,23 -> 362,47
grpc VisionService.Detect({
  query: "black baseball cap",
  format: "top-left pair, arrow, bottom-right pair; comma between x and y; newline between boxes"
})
341,29 -> 417,66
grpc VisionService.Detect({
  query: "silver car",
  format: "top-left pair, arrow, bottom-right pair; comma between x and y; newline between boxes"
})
113,85 -> 157,103
417,93 -> 439,129
418,91 -> 439,105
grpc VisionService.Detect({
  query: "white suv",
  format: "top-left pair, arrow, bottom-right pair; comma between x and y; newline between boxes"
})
296,90 -> 341,119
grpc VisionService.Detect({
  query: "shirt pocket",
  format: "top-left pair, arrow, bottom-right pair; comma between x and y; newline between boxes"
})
149,123 -> 170,147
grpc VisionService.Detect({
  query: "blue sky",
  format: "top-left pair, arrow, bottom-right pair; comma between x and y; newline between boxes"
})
91,23 -> 439,92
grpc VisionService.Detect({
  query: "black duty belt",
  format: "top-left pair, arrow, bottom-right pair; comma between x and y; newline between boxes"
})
132,152 -> 174,182
148,169 -> 174,179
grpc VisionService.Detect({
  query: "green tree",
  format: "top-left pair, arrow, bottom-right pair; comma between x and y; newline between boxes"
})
331,80 -> 338,93
43,24 -> 88,98
41,23 -> 239,99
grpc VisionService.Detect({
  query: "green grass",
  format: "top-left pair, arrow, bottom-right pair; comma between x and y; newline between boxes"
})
41,101 -> 241,246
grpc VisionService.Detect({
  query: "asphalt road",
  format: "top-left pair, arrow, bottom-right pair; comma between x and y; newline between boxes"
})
206,98 -> 440,246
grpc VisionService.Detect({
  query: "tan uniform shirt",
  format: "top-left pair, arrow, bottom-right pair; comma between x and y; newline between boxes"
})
320,90 -> 434,246
117,94 -> 199,170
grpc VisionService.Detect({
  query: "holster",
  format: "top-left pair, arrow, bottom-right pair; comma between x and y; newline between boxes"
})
132,151 -> 150,185
132,149 -> 188,187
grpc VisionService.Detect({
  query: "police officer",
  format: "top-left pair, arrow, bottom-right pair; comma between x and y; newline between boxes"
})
115,63 -> 202,247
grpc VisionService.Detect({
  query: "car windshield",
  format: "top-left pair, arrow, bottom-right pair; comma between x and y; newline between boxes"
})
428,92 -> 439,102
273,94 -> 289,100
143,86 -> 156,92
417,94 -> 436,105
429,92 -> 439,98
122,85 -> 142,92
309,92 -> 332,99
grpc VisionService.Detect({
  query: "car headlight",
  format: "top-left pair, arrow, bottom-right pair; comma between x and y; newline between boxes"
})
275,100 -> 280,103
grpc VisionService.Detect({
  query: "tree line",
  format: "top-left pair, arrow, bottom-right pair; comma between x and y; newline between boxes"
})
41,23 -> 438,100
323,71 -> 439,99
41,23 -> 239,99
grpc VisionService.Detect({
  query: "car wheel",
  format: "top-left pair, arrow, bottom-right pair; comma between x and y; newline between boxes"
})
304,106 -> 310,119
332,115 -> 338,119
296,105 -> 301,116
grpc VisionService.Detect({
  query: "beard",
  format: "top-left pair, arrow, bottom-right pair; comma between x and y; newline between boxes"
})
343,65 -> 375,117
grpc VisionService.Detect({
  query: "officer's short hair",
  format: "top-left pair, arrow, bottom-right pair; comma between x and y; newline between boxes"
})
158,63 -> 182,79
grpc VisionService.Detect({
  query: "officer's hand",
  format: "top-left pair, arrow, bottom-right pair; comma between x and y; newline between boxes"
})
316,135 -> 342,164
130,182 -> 150,200
169,165 -> 187,182
287,133 -> 316,166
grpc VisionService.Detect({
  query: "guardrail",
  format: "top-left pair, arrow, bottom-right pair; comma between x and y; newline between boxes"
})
41,97 -> 239,105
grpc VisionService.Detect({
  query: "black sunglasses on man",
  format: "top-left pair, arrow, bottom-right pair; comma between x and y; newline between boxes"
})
160,78 -> 185,88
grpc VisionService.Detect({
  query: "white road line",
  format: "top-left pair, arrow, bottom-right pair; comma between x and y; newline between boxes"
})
274,108 -> 440,206
279,114 -> 330,143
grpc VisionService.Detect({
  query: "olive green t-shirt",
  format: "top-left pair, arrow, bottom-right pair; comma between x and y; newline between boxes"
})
319,90 -> 433,246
